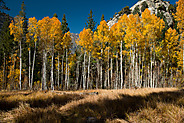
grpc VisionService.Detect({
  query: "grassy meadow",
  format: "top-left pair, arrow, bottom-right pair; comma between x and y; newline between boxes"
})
0,88 -> 184,123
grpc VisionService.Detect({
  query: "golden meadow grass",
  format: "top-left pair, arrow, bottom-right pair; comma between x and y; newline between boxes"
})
0,88 -> 184,122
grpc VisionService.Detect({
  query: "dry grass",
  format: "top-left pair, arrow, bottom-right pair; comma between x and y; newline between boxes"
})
0,88 -> 184,123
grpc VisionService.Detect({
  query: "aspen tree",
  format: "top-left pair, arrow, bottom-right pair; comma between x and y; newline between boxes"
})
27,17 -> 38,89
62,32 -> 72,90
37,17 -> 52,90
9,16 -> 24,90
78,28 -> 93,89
50,17 -> 61,90
175,0 -> 184,73
96,20 -> 109,89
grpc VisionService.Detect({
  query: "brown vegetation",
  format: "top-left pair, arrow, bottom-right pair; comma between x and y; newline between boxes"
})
0,88 -> 184,122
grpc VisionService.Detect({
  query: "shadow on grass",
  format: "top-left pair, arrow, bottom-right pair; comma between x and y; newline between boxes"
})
0,92 -> 84,111
64,89 -> 184,122
4,89 -> 184,123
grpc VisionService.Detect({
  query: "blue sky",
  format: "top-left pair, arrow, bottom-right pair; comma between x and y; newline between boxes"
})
4,0 -> 177,33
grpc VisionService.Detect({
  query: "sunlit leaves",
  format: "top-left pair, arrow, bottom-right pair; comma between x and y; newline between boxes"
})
78,28 -> 93,52
9,15 -> 24,42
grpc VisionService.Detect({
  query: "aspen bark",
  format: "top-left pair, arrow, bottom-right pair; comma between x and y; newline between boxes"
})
107,49 -> 110,88
96,59 -> 99,89
57,53 -> 60,88
19,40 -> 22,90
115,51 -> 118,89
31,41 -> 37,89
129,49 -> 131,88
83,51 -> 86,90
120,40 -> 123,89
51,51 -> 54,90
65,49 -> 68,90
67,64 -> 69,90
87,52 -> 91,89
42,49 -> 47,90
135,44 -> 138,87
76,60 -> 79,90
100,49 -> 103,89
110,57 -> 113,89
141,55 -> 143,87
29,45 -> 31,89
138,54 -> 141,87
61,54 -> 64,89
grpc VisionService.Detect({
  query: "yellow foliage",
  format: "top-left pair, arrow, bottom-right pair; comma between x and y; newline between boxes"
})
79,28 -> 93,52
9,16 -> 24,42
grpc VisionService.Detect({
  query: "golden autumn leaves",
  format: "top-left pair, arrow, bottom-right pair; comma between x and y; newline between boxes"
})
7,0 -> 184,90
9,16 -> 72,90
77,7 -> 183,88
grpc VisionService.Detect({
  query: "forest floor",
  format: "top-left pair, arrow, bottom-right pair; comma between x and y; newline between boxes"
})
0,88 -> 184,123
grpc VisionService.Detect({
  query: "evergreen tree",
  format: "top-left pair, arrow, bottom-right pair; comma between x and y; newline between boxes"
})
0,15 -> 14,89
141,1 -> 148,12
61,14 -> 69,34
19,1 -> 28,89
101,14 -> 105,21
85,10 -> 96,32
0,0 -> 9,12
19,1 -> 28,35
53,13 -> 58,18
133,6 -> 141,16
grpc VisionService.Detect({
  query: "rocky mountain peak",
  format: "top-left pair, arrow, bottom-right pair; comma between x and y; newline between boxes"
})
107,0 -> 175,28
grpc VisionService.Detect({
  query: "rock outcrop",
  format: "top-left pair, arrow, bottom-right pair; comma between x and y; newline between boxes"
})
107,0 -> 174,28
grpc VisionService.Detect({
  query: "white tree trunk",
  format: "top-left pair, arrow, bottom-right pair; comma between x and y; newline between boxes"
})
129,49 -> 132,88
57,53 -> 60,88
110,57 -> 113,89
67,64 -> 69,90
115,51 -> 118,89
131,46 -> 134,87
51,45 -> 54,90
100,48 -> 103,89
170,68 -> 173,87
61,54 -> 64,89
87,52 -> 91,89
83,51 -> 86,90
96,59 -> 99,89
153,52 -> 156,88
148,64 -> 150,88
31,41 -> 37,89
141,56 -> 144,87
120,40 -> 123,89
42,49 -> 47,90
19,40 -> 22,90
150,53 -> 153,88
65,49 -> 68,90
76,60 -> 79,90
135,46 -> 138,87
107,49 -> 110,89
138,54 -> 141,87
29,45 -> 31,89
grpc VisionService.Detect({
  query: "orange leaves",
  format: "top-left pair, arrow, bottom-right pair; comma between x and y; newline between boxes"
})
9,16 -> 24,42
50,17 -> 61,39
79,28 -> 93,52
28,17 -> 38,35
37,17 -> 52,42
63,31 -> 72,48
37,16 -> 63,49
175,0 -> 184,34
174,0 -> 184,71
96,20 -> 109,43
